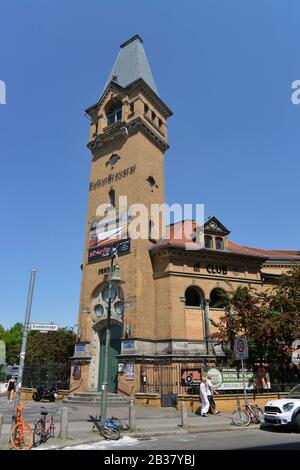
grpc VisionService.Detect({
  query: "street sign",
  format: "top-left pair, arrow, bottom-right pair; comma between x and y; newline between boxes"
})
234,336 -> 248,360
30,322 -> 59,332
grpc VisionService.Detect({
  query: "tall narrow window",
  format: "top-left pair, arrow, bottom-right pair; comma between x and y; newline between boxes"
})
106,102 -> 122,126
109,189 -> 115,207
205,236 -> 212,249
144,103 -> 149,114
216,237 -> 224,250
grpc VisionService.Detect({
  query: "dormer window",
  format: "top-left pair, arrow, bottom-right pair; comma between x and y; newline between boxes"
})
106,102 -> 122,126
216,237 -> 224,250
205,236 -> 212,249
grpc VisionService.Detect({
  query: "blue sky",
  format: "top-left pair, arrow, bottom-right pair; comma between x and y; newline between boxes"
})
0,0 -> 299,329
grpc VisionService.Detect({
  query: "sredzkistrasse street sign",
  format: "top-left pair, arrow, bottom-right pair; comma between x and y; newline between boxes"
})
30,323 -> 58,332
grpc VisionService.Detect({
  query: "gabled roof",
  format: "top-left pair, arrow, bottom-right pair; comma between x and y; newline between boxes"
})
100,34 -> 159,99
204,216 -> 230,236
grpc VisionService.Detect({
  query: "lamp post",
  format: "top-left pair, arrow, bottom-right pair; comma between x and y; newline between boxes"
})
100,249 -> 124,422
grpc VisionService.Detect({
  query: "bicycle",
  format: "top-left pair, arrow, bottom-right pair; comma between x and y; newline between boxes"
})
33,407 -> 55,447
232,396 -> 264,426
108,416 -> 129,431
10,402 -> 33,450
88,415 -> 121,440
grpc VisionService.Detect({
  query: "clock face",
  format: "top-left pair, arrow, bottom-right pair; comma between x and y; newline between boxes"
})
103,286 -> 117,303
94,304 -> 104,318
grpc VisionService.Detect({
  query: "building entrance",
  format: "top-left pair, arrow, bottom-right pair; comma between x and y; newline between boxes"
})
98,325 -> 122,392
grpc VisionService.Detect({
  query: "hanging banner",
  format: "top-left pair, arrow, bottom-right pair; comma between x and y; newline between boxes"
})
88,212 -> 130,263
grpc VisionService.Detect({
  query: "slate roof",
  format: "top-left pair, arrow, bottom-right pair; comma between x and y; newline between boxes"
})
101,34 -> 159,98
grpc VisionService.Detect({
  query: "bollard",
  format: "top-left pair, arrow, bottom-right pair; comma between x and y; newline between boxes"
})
129,399 -> 136,432
59,407 -> 69,440
0,414 -> 3,440
181,401 -> 188,427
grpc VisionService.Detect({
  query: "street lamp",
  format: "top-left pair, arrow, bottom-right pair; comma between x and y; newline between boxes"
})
100,249 -> 124,422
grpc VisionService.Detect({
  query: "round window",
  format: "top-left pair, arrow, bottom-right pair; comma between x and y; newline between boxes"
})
114,301 -> 124,316
102,286 -> 117,303
94,304 -> 104,318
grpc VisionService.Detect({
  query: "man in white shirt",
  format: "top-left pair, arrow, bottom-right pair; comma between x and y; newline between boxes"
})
206,375 -> 220,415
199,376 -> 209,417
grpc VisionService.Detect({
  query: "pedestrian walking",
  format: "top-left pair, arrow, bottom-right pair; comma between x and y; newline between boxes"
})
206,375 -> 220,415
7,375 -> 16,403
199,376 -> 209,416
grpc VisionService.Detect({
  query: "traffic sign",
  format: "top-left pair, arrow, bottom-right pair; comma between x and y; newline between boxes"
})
30,322 -> 58,332
234,336 -> 248,360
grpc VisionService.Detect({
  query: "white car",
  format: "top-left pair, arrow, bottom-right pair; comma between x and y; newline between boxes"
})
263,384 -> 300,431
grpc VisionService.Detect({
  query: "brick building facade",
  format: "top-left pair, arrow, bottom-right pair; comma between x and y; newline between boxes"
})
70,35 -> 300,396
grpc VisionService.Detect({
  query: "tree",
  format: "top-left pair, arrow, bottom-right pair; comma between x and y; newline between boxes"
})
211,266 -> 300,365
4,323 -> 23,364
1,323 -> 76,366
25,329 -> 76,366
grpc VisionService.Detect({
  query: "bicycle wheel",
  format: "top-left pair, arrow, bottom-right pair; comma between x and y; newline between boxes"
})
33,420 -> 43,447
232,409 -> 251,427
101,426 -> 120,440
10,423 -> 33,450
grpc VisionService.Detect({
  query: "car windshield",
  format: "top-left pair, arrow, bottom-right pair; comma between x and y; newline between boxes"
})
288,384 -> 300,398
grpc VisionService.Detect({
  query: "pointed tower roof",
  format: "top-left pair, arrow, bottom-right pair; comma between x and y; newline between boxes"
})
101,34 -> 159,97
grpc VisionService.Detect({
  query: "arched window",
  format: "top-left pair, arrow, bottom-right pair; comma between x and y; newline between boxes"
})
210,288 -> 227,308
216,237 -> 224,250
185,286 -> 203,307
106,102 -> 122,126
205,236 -> 212,249
109,189 -> 115,207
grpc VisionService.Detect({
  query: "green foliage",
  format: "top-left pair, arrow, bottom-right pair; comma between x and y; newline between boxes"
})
4,323 -> 23,364
25,329 -> 76,366
0,323 -> 76,366
211,266 -> 300,365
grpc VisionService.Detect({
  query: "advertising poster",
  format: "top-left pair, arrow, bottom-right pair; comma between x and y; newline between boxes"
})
181,368 -> 202,386
88,212 -> 130,263
207,367 -> 271,390
125,362 -> 135,380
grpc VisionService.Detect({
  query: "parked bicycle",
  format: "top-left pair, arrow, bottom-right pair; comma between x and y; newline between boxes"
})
33,406 -> 55,447
10,402 -> 33,451
108,416 -> 129,431
232,396 -> 263,426
88,415 -> 121,440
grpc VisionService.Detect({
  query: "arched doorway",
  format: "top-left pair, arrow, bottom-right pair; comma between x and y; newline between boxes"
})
98,324 -> 122,392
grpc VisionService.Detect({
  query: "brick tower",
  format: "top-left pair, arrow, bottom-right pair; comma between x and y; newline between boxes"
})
70,35 -> 172,394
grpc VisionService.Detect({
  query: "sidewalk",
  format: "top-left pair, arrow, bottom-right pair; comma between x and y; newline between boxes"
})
0,402 -> 260,450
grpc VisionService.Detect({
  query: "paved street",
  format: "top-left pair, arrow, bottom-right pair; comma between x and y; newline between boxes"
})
2,396 -> 300,451
63,429 -> 300,451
